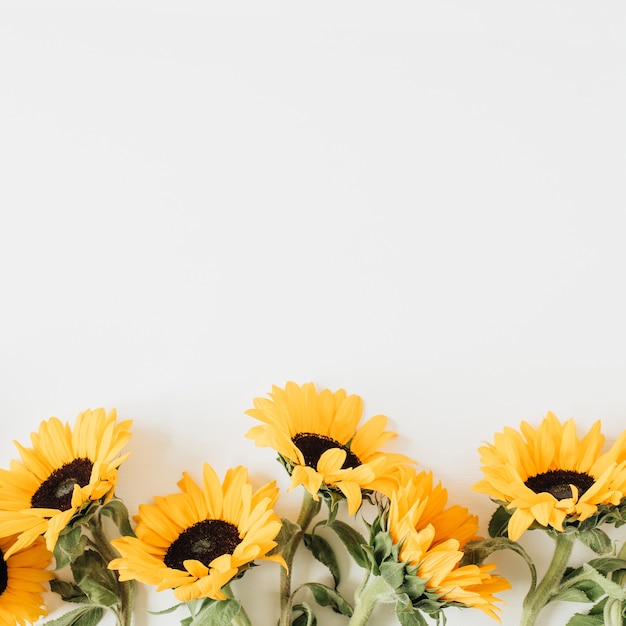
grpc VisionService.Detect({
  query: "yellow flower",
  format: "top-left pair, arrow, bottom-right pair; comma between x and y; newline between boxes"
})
473,411 -> 626,540
0,534 -> 54,626
0,408 -> 132,557
109,464 -> 285,602
245,382 -> 413,514
388,469 -> 509,620
391,466 -> 480,549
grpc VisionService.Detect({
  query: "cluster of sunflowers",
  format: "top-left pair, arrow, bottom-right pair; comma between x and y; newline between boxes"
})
2,383 -> 626,626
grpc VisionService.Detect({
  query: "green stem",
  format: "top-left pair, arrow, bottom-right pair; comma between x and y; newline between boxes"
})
355,566 -> 371,600
603,541 -> 626,626
279,491 -> 321,626
520,532 -> 575,626
90,512 -> 135,626
348,577 -> 395,626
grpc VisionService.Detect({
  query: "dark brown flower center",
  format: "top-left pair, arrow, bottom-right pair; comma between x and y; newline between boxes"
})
292,432 -> 361,469
0,547 -> 7,595
30,458 -> 94,511
525,470 -> 595,501
164,519 -> 242,571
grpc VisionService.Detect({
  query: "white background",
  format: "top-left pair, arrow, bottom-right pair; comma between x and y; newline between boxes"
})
1,2 -> 626,625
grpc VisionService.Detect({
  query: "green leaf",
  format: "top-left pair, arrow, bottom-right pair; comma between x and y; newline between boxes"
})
54,526 -> 88,570
587,557 -> 626,576
303,582 -> 353,616
551,587 -> 599,604
71,550 -> 120,607
566,613 -> 605,626
43,606 -> 104,626
580,564 -> 626,600
272,517 -> 301,555
588,597 -> 608,615
101,498 -> 135,537
563,579 -> 605,603
328,519 -> 371,570
187,599 -> 243,626
304,532 -> 341,587
49,580 -> 89,604
577,528 -> 613,555
292,603 -> 317,626
487,505 -> 511,538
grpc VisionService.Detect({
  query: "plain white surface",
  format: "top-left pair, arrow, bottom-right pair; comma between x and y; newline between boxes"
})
1,2 -> 626,624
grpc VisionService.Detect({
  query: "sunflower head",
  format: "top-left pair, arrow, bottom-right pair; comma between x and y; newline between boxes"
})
0,534 -> 54,625
0,408 -> 132,558
473,412 -> 626,541
109,463 -> 285,602
245,381 -> 414,514
372,468 -> 509,622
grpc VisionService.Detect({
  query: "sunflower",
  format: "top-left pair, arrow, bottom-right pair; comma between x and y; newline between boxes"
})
0,534 -> 54,626
108,463 -> 285,602
0,408 -> 132,558
245,382 -> 413,514
473,411 -> 626,541
386,469 -> 509,620
390,465 -> 480,549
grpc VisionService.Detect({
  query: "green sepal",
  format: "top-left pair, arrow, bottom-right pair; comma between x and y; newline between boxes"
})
395,598 -> 429,626
277,453 -> 346,521
54,525 -> 89,570
43,605 -> 104,626
397,571 -> 428,599
585,498 -> 626,529
320,489 -> 345,523
304,532 -> 341,587
380,560 -> 407,590
292,602 -> 317,626
373,528 -> 393,564
302,582 -> 353,616
68,501 -> 102,529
